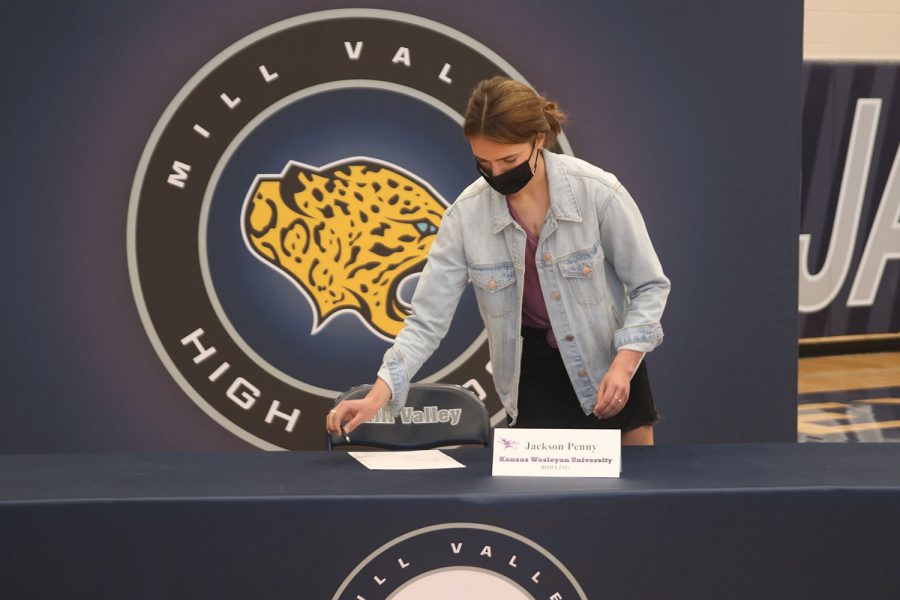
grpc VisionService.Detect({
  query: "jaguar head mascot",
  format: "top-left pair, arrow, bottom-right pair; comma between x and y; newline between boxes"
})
242,158 -> 447,340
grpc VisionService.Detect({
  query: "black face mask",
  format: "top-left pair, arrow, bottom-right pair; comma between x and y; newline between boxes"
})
476,141 -> 539,196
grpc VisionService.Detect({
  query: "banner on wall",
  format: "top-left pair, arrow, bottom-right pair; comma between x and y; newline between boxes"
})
1,0 -> 802,451
799,62 -> 900,340
128,9 -> 574,450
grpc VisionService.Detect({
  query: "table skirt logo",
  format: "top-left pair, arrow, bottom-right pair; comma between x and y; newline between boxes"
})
333,523 -> 587,599
127,9 -> 570,449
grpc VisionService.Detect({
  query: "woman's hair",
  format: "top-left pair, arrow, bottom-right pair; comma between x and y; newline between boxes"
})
463,76 -> 567,148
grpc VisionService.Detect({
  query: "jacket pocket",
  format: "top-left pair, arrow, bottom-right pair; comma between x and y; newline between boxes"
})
558,244 -> 605,306
469,262 -> 516,318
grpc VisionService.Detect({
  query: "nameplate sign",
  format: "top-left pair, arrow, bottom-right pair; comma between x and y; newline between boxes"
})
492,429 -> 621,477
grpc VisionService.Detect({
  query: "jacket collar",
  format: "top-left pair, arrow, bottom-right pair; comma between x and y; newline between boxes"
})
489,149 -> 583,234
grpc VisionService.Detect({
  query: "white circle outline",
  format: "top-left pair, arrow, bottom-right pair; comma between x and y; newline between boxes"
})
127,9 -> 573,450
387,566 -> 534,599
200,81 -> 488,397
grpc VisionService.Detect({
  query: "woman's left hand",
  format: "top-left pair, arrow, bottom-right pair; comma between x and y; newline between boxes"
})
593,365 -> 631,419
593,350 -> 644,419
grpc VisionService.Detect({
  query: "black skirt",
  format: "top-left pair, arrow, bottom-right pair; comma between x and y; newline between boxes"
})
513,326 -> 659,430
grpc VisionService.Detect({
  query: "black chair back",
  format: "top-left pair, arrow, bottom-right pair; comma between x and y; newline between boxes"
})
326,383 -> 491,450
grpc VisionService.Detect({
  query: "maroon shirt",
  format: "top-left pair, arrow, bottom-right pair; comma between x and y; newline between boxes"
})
507,200 -> 558,347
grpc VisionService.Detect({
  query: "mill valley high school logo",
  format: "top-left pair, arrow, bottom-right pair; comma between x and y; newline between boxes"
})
127,9 -> 571,449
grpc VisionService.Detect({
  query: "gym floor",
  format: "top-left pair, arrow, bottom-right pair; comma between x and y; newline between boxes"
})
798,352 -> 900,442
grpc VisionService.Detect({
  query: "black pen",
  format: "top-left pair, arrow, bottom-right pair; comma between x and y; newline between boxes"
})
340,425 -> 351,444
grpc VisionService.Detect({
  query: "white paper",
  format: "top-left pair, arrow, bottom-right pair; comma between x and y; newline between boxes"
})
348,449 -> 465,470
492,428 -> 621,477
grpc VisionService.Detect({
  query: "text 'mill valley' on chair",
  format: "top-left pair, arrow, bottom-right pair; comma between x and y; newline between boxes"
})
326,383 -> 491,450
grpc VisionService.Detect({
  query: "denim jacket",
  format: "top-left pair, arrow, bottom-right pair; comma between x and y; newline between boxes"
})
377,150 -> 670,424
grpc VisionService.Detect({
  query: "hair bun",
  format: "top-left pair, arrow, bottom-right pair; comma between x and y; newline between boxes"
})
463,77 -> 566,148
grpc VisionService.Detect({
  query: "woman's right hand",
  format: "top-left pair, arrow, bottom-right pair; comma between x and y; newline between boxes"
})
325,377 -> 392,436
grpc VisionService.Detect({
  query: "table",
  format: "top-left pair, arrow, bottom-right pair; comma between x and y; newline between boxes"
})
2,443 -> 899,599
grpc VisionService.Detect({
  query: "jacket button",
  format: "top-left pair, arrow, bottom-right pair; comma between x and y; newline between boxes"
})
582,265 -> 591,276
488,278 -> 497,290
543,253 -> 551,262
578,368 -> 588,377
551,291 -> 561,300
564,334 -> 574,342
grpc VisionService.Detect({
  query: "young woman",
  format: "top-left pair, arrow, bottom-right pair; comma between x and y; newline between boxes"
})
326,76 -> 670,446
